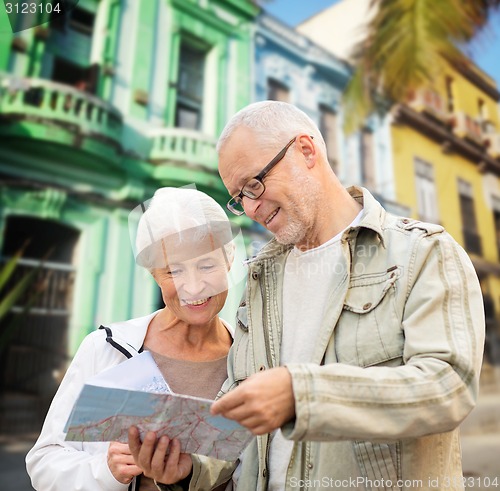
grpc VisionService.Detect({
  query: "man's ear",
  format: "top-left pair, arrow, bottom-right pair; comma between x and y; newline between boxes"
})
297,134 -> 316,168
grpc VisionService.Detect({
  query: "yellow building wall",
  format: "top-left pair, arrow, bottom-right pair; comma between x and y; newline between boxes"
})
392,124 -> 498,264
429,66 -> 500,126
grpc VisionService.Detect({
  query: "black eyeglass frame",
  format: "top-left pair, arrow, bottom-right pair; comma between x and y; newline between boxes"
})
226,135 -> 313,215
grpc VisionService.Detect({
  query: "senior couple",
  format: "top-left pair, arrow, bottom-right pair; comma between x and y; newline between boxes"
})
27,101 -> 485,491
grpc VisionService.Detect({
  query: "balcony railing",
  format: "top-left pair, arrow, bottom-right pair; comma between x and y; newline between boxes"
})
0,257 -> 75,315
149,128 -> 218,171
0,73 -> 122,144
451,111 -> 483,145
463,230 -> 482,256
409,88 -> 449,123
485,133 -> 500,159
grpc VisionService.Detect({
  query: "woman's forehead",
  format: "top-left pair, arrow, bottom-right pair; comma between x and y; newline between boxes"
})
165,244 -> 226,265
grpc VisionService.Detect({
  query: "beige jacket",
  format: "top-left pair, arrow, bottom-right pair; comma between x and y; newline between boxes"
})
191,187 -> 484,491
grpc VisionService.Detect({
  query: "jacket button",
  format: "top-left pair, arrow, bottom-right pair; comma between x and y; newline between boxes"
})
402,218 -> 409,224
259,365 -> 266,371
252,272 -> 259,280
363,302 -> 372,310
263,469 -> 267,478
308,463 -> 314,469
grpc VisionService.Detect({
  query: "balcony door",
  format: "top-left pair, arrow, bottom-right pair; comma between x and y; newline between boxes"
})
0,216 -> 79,434
175,44 -> 207,131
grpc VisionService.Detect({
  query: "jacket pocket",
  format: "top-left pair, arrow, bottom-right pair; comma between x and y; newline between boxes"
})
354,441 -> 402,490
336,268 -> 404,367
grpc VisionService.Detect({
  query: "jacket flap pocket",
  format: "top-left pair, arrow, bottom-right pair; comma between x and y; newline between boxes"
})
344,267 -> 401,314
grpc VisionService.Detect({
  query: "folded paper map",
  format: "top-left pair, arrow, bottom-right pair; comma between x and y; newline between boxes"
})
64,352 -> 253,461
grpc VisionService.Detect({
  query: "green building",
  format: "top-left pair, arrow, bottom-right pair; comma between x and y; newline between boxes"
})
0,0 -> 258,433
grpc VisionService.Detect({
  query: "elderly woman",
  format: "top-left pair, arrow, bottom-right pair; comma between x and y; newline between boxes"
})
26,187 -> 239,491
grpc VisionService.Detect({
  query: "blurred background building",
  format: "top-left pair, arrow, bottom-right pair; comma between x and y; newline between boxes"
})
300,0 -> 500,374
0,0 -> 258,437
1,0 -> 499,489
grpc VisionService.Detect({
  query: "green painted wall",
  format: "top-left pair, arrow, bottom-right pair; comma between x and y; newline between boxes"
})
0,0 -> 259,361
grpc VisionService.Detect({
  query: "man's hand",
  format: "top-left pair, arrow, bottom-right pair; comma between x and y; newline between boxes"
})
210,366 -> 295,435
107,441 -> 143,485
128,426 -> 193,485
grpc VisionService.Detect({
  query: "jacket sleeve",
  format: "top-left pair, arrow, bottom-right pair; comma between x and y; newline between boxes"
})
25,334 -> 128,491
282,232 -> 485,442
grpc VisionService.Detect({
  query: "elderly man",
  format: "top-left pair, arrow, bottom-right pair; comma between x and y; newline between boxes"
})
208,101 -> 485,491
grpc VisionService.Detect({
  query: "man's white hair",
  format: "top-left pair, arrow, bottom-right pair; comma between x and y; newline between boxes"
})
217,101 -> 327,159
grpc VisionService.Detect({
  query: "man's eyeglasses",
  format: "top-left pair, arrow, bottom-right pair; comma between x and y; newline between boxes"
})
226,135 -> 312,216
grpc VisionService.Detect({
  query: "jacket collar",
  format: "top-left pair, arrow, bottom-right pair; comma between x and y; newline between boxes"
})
346,186 -> 386,247
107,310 -> 160,354
250,186 -> 386,264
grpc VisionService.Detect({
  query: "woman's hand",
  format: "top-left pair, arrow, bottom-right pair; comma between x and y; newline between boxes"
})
107,441 -> 143,484
128,426 -> 193,484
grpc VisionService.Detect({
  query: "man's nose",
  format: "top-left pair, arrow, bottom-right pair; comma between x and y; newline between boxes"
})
242,196 -> 260,220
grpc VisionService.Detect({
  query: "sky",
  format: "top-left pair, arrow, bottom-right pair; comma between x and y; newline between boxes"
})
264,0 -> 500,90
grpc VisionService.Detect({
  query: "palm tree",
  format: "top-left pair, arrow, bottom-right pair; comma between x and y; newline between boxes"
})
343,0 -> 500,132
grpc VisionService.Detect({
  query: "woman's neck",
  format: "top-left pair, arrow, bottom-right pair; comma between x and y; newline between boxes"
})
144,309 -> 230,361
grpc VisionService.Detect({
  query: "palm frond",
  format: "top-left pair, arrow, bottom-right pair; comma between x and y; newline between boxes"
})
0,241 -> 29,292
344,0 -> 500,131
0,266 -> 38,321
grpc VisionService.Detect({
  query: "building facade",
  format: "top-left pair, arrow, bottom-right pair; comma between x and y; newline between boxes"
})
391,63 -> 500,365
255,11 -> 406,218
298,0 -> 500,363
0,0 -> 258,433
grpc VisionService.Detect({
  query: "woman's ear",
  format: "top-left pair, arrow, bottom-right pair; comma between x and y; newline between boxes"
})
224,243 -> 236,270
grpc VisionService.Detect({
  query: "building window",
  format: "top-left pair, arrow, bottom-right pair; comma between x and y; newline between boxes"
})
445,76 -> 455,113
69,7 -> 95,35
492,197 -> 500,261
267,78 -> 289,102
51,57 -> 97,93
478,98 -> 494,134
414,158 -> 439,223
50,7 -> 95,35
318,104 -> 338,172
458,179 -> 482,255
361,128 -> 375,190
175,44 -> 206,131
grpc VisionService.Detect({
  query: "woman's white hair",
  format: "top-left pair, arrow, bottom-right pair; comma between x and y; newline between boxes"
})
216,101 -> 327,159
134,187 -> 233,270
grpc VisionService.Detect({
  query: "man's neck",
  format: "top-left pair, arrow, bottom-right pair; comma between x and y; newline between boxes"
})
295,188 -> 363,251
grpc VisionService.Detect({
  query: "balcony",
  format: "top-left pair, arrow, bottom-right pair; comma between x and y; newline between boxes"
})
451,111 -> 483,145
484,133 -> 500,159
149,128 -> 218,172
0,74 -> 123,148
394,104 -> 500,174
408,88 -> 449,123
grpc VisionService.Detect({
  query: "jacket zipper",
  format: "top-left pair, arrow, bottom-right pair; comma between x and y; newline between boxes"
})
259,262 -> 274,490
259,263 -> 274,369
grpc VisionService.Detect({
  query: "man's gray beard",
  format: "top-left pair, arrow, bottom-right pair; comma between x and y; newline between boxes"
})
274,216 -> 307,245
274,176 -> 321,246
